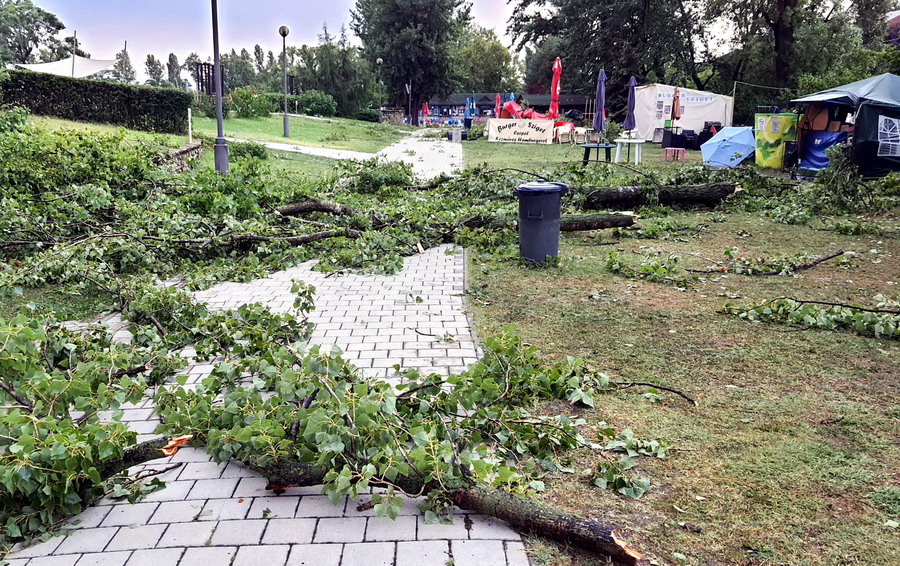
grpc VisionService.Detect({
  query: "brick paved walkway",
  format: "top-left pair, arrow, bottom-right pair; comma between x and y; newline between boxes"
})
230,129 -> 464,183
7,245 -> 530,566
377,130 -> 463,180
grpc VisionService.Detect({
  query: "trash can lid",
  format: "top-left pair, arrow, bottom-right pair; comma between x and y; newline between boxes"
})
515,180 -> 569,195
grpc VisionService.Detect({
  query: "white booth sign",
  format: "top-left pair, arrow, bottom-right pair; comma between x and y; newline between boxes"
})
487,119 -> 554,144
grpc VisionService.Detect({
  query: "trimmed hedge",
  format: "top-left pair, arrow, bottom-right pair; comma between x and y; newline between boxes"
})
0,70 -> 192,134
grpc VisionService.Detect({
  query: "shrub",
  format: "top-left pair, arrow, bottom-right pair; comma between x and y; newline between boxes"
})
1,70 -> 192,134
467,123 -> 485,141
298,90 -> 338,117
260,92 -> 337,117
229,140 -> 268,161
0,104 -> 29,133
195,94 -> 234,119
231,86 -> 271,118
354,108 -> 379,122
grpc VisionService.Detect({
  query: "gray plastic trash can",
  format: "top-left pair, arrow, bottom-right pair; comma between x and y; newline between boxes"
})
514,180 -> 569,263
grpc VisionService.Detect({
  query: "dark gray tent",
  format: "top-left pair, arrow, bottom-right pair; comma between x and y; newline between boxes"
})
792,73 -> 900,178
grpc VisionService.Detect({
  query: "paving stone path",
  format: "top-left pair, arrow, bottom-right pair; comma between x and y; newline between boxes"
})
376,130 -> 463,180
232,128 -> 463,181
8,246 -> 530,566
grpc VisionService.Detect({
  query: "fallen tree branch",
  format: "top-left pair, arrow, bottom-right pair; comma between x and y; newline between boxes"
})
767,297 -> 900,315
463,213 -> 636,232
756,250 -> 845,276
275,199 -> 358,218
406,173 -> 452,191
249,459 -> 643,565
0,380 -> 34,412
95,435 -> 193,479
584,183 -> 738,209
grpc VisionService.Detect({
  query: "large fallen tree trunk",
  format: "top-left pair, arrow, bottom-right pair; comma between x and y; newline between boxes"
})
463,213 -> 636,232
249,459 -> 643,565
584,183 -> 737,209
104,442 -> 641,564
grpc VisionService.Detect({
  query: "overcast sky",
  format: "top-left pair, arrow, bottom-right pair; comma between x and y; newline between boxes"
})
36,1 -> 517,75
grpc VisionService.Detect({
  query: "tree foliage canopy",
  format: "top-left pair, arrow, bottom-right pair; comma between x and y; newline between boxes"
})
0,0 -> 63,64
352,0 -> 469,124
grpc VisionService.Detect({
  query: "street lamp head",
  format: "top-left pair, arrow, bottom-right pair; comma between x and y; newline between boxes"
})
376,57 -> 383,66
279,26 -> 290,38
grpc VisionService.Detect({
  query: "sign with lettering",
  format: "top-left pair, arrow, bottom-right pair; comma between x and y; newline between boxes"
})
487,119 -> 554,144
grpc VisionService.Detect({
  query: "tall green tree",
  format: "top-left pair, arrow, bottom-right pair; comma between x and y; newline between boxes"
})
457,26 -> 521,93
352,0 -> 469,125
221,48 -> 256,92
101,48 -> 136,84
145,54 -> 165,87
38,34 -> 89,63
167,53 -> 181,87
509,0 -> 700,116
0,0 -> 64,64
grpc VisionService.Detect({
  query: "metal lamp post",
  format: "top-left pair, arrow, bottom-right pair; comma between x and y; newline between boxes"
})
376,57 -> 383,123
211,0 -> 228,174
279,25 -> 290,138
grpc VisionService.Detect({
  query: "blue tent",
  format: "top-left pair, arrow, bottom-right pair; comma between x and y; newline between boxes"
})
701,126 -> 755,168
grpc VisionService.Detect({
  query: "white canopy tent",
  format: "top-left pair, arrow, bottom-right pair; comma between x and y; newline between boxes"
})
632,83 -> 734,141
15,55 -> 116,79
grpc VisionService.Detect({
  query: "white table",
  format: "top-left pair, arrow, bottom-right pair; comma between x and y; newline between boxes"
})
614,138 -> 645,165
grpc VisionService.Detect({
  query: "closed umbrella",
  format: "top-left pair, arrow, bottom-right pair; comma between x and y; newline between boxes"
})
622,76 -> 638,134
592,68 -> 607,133
495,93 -> 502,118
671,87 -> 682,121
549,58 -> 563,119
465,97 -> 472,119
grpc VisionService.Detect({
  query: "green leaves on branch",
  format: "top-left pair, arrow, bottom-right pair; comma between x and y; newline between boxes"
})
724,298 -> 900,340
606,249 -> 691,287
154,324 -> 662,519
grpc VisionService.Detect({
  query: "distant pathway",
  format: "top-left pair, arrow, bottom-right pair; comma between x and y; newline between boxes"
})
377,129 -> 463,180
7,245 -> 530,566
225,137 -> 374,161
231,128 -> 463,181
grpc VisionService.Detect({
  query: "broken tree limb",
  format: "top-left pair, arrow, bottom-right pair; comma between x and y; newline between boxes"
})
584,183 -> 738,209
755,250 -> 845,277
275,199 -> 358,218
463,213 -> 636,232
95,436 -> 193,480
249,459 -> 642,565
405,173 -> 452,191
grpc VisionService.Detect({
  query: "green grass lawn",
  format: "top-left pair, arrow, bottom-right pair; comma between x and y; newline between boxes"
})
468,212 -> 900,565
195,146 -> 339,184
192,114 -> 410,153
31,116 -> 187,148
463,137 -> 703,171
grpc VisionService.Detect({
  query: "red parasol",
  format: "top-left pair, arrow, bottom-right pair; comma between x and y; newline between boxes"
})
421,102 -> 430,120
548,57 -> 563,119
495,93 -> 502,118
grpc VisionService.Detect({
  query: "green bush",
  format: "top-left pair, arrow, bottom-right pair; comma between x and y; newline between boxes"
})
0,104 -> 29,133
467,123 -> 485,140
1,70 -> 192,134
299,90 -> 338,117
354,108 -> 379,123
195,94 -> 234,119
229,140 -> 268,161
231,86 -> 271,118
262,90 -> 339,117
